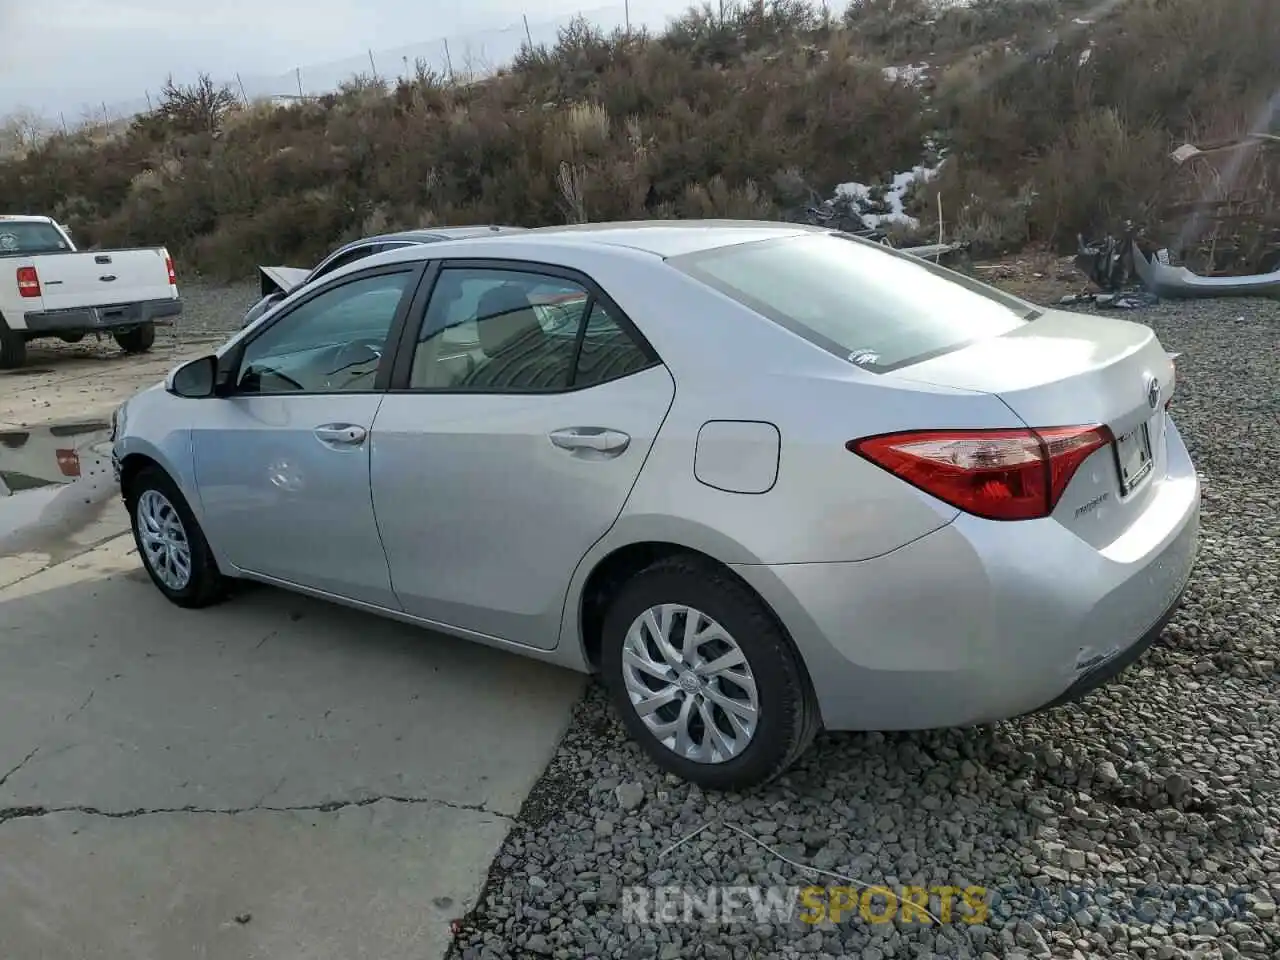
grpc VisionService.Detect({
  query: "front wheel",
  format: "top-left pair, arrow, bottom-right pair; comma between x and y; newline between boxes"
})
601,555 -> 819,790
126,465 -> 227,608
114,322 -> 155,354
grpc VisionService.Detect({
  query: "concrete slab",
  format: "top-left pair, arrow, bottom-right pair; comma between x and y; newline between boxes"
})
0,801 -> 509,960
0,536 -> 585,958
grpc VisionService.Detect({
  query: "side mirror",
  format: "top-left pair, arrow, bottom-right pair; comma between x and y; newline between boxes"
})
167,355 -> 218,398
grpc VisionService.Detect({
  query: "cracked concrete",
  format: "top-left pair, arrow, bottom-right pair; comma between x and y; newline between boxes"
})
0,534 -> 584,958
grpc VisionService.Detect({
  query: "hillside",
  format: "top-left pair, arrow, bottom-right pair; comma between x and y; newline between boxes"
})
1,0 -> 1276,279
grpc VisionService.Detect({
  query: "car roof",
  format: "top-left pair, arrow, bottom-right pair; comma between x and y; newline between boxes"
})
419,220 -> 826,259
0,214 -> 57,224
376,225 -> 527,244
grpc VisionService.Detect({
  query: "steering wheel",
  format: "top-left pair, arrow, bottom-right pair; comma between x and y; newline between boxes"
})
324,338 -> 384,390
328,338 -> 382,375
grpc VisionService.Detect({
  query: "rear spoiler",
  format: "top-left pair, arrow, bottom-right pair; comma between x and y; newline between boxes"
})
258,265 -> 311,299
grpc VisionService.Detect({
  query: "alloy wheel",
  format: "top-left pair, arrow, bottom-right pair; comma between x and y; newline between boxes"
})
620,603 -> 760,763
135,488 -> 193,591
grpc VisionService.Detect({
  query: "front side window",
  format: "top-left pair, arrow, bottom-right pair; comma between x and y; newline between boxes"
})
237,271 -> 412,394
671,233 -> 1040,373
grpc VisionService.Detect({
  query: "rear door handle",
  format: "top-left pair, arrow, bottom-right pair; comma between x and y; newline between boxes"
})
549,427 -> 630,454
314,423 -> 367,447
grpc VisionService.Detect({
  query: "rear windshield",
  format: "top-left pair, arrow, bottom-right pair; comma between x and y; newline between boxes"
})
670,233 -> 1040,373
0,221 -> 70,257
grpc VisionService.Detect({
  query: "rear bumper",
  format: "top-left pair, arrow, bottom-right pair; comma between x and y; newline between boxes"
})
732,420 -> 1201,731
21,297 -> 182,334
1027,582 -> 1185,713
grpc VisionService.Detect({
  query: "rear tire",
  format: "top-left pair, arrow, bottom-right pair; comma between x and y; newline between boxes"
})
114,322 -> 155,354
59,332 -> 86,344
0,318 -> 26,370
600,554 -> 820,791
125,465 -> 228,608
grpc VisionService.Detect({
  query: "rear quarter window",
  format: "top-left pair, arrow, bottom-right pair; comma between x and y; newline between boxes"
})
670,233 -> 1040,373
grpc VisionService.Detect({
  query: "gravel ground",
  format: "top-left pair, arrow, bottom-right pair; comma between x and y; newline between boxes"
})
447,297 -> 1280,960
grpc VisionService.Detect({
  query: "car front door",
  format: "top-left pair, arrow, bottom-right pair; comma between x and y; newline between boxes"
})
369,260 -> 676,648
192,263 -> 421,606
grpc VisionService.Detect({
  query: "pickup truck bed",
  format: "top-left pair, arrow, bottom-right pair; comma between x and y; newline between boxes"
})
0,215 -> 182,369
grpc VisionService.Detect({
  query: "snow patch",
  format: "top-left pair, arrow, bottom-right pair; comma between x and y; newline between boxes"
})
835,161 -> 945,230
882,63 -> 930,86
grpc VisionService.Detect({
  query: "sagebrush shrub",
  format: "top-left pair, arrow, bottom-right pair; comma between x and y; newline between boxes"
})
1,0 -> 1275,277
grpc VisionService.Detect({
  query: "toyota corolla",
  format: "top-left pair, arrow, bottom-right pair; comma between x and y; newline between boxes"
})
111,221 -> 1199,789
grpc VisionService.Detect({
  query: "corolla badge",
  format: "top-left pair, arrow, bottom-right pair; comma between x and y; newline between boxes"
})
1146,375 -> 1160,410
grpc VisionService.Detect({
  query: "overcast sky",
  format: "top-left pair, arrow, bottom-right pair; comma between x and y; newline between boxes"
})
0,0 -> 692,121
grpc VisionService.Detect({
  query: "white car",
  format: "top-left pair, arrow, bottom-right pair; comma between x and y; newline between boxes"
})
111,221 -> 1199,789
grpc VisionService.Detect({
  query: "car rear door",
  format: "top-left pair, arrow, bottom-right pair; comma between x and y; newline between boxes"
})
368,258 -> 675,649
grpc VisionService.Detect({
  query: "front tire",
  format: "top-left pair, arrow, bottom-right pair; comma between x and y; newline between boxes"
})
601,555 -> 819,790
114,323 -> 156,354
126,465 -> 227,608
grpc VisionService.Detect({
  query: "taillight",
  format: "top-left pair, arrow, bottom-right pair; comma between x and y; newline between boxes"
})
849,424 -> 1113,521
56,449 -> 81,477
165,255 -> 177,286
16,266 -> 41,298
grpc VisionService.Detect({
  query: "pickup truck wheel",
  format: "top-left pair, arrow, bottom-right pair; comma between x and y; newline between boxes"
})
126,465 -> 227,608
0,320 -> 26,370
114,323 -> 156,354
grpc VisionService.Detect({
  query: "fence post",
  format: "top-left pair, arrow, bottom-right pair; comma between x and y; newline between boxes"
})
296,67 -> 304,98
523,14 -> 534,49
443,38 -> 454,83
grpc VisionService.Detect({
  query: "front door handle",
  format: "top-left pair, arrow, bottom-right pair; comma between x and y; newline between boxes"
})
314,423 -> 367,447
549,427 -> 631,454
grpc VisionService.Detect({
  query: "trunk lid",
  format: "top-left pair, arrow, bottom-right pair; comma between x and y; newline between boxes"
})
889,309 -> 1177,547
30,249 -> 174,311
258,265 -> 311,298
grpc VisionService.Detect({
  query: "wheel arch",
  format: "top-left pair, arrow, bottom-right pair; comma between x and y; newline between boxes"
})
571,536 -> 817,708
114,433 -> 199,516
118,451 -> 163,506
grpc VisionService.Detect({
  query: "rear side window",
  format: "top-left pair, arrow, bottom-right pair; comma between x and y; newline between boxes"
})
671,234 -> 1039,373
0,222 -> 70,257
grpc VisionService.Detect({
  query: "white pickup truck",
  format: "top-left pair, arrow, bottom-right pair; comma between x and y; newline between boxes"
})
0,214 -> 182,369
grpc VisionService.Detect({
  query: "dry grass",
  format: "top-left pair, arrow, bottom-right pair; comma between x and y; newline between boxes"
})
1,0 -> 1276,277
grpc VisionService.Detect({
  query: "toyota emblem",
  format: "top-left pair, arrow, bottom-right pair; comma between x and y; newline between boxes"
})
1146,375 -> 1160,410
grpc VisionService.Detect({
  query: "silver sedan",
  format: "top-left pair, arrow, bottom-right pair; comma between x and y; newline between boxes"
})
111,221 -> 1199,789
